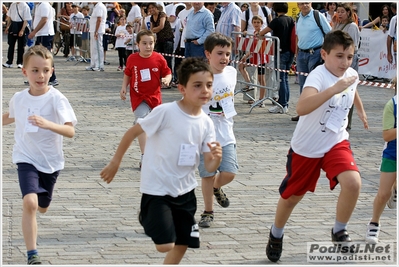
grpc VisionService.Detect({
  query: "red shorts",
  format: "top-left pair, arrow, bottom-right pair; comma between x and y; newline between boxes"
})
279,140 -> 359,199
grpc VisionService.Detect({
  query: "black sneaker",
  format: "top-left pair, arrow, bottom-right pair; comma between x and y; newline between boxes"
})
28,255 -> 42,265
331,228 -> 352,242
213,187 -> 229,208
266,230 -> 283,262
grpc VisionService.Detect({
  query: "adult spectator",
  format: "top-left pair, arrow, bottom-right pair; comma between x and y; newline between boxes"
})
361,4 -> 393,30
241,3 -> 249,13
3,2 -> 32,69
148,2 -> 174,79
126,2 -> 142,33
323,2 -> 337,24
390,2 -> 396,16
387,14 -> 397,64
215,2 -> 241,61
86,1 -> 107,71
57,2 -> 74,57
290,2 -> 331,121
204,2 -> 221,27
184,2 -> 215,59
28,2 -> 58,86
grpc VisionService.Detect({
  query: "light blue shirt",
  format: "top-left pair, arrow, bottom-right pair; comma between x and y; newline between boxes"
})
216,3 -> 241,38
296,9 -> 331,50
185,6 -> 215,45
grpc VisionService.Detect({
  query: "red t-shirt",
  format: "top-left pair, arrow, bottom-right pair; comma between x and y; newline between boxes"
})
124,52 -> 171,111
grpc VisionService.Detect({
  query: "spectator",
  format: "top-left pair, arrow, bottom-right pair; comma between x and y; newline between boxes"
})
240,3 -> 249,12
57,2 -> 74,57
323,2 -> 337,24
387,14 -> 397,64
170,4 -> 185,87
3,2 -> 32,69
126,2 -> 142,33
360,4 -> 392,30
141,3 -> 151,30
204,2 -> 221,27
85,1 -> 107,71
184,2 -> 215,59
380,15 -> 390,31
114,16 -> 128,71
28,2 -> 59,86
68,4 -> 84,60
81,5 -> 91,59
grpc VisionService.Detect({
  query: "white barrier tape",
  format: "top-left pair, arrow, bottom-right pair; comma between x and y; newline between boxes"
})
159,52 -> 395,89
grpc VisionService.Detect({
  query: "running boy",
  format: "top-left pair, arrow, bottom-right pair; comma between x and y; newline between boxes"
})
120,29 -> 172,168
265,30 -> 368,262
2,45 -> 77,265
100,57 -> 222,264
365,77 -> 397,244
198,32 -> 239,228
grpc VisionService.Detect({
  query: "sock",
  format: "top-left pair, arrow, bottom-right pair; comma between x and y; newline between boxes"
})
333,220 -> 348,234
203,210 -> 213,214
271,224 -> 284,239
27,249 -> 38,259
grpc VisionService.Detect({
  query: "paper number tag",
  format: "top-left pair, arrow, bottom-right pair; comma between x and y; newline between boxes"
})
178,144 -> 197,166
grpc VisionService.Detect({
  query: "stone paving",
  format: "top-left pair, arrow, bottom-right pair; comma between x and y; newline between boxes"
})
2,36 -> 397,266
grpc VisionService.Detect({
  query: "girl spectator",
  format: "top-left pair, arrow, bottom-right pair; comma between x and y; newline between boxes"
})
324,2 -> 337,24
241,3 -> 249,12
57,2 -> 74,57
114,16 -> 128,71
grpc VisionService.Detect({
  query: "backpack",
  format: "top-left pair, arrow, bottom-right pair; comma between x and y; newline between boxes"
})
244,6 -> 270,31
290,20 -> 296,54
296,9 -> 326,37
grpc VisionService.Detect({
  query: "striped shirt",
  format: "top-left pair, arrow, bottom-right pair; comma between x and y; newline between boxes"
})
216,3 -> 241,38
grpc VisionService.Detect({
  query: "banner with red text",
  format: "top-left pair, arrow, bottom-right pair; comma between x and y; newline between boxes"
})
358,29 -> 396,79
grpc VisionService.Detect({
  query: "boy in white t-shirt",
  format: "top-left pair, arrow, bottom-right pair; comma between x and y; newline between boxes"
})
266,30 -> 369,262
100,57 -> 222,264
2,45 -> 77,265
198,32 -> 239,228
69,4 -> 84,60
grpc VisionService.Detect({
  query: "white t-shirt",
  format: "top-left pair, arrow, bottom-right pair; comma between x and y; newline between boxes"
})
8,87 -> 77,173
202,66 -> 237,147
138,101 -> 215,197
178,7 -> 193,48
240,6 -> 268,36
143,15 -> 151,30
114,25 -> 128,48
69,12 -> 85,34
33,2 -> 54,36
89,2 -> 107,33
126,4 -> 142,25
291,65 -> 358,158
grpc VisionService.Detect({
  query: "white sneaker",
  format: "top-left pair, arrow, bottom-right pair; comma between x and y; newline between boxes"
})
387,188 -> 397,209
17,64 -> 23,68
3,63 -> 12,68
365,222 -> 380,244
268,105 -> 288,114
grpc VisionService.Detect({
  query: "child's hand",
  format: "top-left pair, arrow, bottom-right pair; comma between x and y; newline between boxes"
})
28,115 -> 51,129
161,78 -> 170,87
120,87 -> 127,100
357,109 -> 369,129
100,161 -> 119,184
332,76 -> 357,94
207,141 -> 222,161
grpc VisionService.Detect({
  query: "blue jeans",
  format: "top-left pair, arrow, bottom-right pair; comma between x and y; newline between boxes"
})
278,51 -> 295,107
184,41 -> 205,59
296,48 -> 322,93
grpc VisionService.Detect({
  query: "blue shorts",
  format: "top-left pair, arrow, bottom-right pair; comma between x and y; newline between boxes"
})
133,101 -> 151,124
17,163 -> 60,208
140,189 -> 199,248
198,143 -> 239,178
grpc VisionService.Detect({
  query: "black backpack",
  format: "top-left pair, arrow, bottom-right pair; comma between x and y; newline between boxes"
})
296,10 -> 326,37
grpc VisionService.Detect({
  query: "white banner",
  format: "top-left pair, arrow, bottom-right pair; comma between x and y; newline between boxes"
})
358,29 -> 396,79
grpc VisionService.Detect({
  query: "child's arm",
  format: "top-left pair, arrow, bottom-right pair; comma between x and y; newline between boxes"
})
383,128 -> 396,142
161,74 -> 172,88
2,113 -> 15,125
28,115 -> 75,138
120,74 -> 131,100
202,141 -> 223,173
100,123 -> 144,183
353,90 -> 368,129
296,76 -> 357,116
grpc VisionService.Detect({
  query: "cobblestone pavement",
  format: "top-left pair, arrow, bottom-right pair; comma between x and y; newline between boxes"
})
2,36 -> 397,266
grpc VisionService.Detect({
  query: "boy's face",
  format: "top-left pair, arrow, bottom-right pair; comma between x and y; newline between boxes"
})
137,35 -> 155,58
205,45 -> 231,74
178,71 -> 213,107
252,19 -> 263,31
126,27 -> 133,34
82,9 -> 89,15
22,55 -> 53,96
321,45 -> 354,77
381,18 -> 389,26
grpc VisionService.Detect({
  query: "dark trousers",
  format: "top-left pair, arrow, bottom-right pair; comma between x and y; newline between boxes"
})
116,47 -> 127,67
173,47 -> 185,82
155,40 -> 174,72
6,33 -> 27,65
35,35 -> 57,82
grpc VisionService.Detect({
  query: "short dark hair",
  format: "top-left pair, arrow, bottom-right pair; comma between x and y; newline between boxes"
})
273,2 -> 288,13
204,32 -> 232,54
177,58 -> 213,87
136,29 -> 155,43
322,30 -> 354,54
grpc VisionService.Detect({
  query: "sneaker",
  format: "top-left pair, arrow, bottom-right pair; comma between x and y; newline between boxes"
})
365,222 -> 380,244
3,63 -> 12,68
48,80 -> 59,86
104,61 -> 110,65
27,255 -> 41,265
331,228 -> 352,242
269,105 -> 288,114
213,187 -> 230,208
86,66 -> 94,71
242,86 -> 254,92
291,115 -> 299,121
387,188 -> 397,209
258,103 -> 265,108
24,81 -> 29,85
266,230 -> 283,262
17,64 -> 23,68
117,66 -> 123,71
67,56 -> 76,61
198,213 -> 214,228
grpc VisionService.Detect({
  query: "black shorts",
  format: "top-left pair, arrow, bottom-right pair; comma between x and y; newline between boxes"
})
140,189 -> 199,248
69,34 -> 82,48
17,163 -> 59,208
257,63 -> 266,75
